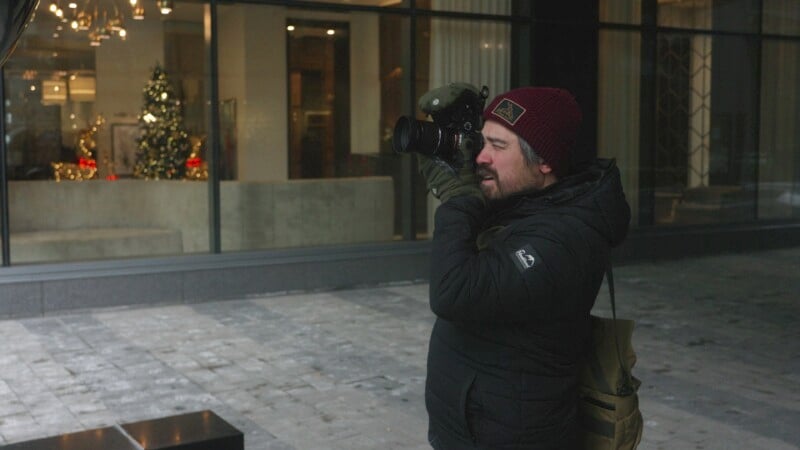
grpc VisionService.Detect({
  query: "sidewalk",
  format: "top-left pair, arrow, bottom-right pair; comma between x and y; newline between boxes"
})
1,247 -> 798,449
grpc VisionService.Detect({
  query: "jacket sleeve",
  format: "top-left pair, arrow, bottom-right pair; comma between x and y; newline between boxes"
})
429,196 -> 580,324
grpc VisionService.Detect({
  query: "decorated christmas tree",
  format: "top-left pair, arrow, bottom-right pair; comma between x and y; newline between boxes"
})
134,64 -> 191,179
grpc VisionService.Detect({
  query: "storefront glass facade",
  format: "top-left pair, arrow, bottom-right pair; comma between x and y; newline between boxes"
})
599,0 -> 800,227
1,0 -> 799,267
3,0 -> 213,263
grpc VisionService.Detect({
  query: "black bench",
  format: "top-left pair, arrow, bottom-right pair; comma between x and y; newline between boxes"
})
0,426 -> 138,450
1,410 -> 243,450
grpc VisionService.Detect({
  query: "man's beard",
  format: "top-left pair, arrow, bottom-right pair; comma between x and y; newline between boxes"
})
476,166 -> 500,199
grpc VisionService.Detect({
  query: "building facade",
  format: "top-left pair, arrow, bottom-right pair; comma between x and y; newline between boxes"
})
1,0 -> 799,316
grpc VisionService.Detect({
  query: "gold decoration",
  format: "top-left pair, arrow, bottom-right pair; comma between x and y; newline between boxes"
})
51,161 -> 97,181
76,115 -> 104,159
52,115 -> 104,182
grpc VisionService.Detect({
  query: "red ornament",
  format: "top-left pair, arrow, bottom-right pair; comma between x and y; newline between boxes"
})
186,157 -> 202,168
78,157 -> 97,169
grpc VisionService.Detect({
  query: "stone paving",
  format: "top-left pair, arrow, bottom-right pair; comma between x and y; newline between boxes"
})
0,247 -> 799,449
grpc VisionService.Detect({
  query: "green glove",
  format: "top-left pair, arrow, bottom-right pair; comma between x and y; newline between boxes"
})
416,153 -> 483,204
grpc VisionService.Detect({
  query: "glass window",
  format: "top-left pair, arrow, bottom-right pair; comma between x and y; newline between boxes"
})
758,40 -> 800,220
420,0 -> 512,15
4,0 -> 210,264
763,0 -> 800,36
600,0 -> 641,24
292,0 -> 407,7
598,30 -> 641,224
216,4 -> 406,251
654,33 -> 759,225
658,0 -> 759,33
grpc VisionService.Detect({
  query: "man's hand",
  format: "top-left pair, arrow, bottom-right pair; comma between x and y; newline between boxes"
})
416,153 -> 484,204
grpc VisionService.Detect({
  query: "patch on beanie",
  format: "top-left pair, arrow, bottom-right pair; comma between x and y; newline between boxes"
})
490,98 -> 526,126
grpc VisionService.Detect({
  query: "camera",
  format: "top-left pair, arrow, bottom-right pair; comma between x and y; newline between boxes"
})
392,83 -> 489,167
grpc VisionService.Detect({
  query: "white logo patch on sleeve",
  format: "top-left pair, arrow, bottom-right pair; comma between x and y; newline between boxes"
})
511,244 -> 540,273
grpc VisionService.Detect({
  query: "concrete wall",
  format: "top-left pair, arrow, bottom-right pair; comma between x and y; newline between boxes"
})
219,177 -> 395,249
7,177 -> 394,262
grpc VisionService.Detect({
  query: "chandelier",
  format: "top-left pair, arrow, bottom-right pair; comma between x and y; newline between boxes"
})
45,0 -> 174,46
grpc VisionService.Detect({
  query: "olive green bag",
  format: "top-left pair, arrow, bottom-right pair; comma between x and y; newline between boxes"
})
579,266 -> 643,450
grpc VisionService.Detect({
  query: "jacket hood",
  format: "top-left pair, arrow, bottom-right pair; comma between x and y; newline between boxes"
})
486,158 -> 631,247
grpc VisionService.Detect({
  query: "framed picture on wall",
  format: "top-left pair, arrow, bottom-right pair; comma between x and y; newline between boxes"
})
111,123 -> 140,176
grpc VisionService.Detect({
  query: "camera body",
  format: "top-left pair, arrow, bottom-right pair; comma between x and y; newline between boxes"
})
392,83 -> 490,168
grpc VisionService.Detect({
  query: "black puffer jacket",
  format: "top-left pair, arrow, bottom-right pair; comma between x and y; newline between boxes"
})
425,159 -> 630,450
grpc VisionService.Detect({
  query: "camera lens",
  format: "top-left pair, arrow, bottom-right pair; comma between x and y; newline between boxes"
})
392,116 -> 443,156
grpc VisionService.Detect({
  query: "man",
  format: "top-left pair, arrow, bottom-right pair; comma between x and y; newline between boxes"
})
419,87 -> 631,449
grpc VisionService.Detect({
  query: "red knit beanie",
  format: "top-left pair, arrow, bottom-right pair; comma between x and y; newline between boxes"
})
483,87 -> 582,177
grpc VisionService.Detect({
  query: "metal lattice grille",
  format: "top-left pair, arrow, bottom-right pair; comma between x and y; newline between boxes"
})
655,35 -> 691,189
687,35 -> 712,188
656,34 -> 713,189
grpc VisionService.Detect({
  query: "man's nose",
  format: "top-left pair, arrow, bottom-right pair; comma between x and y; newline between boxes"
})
476,147 -> 490,165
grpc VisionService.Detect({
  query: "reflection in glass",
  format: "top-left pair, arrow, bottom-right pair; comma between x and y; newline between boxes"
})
763,0 -> 800,36
3,0 -> 211,263
758,40 -> 800,219
287,20 -> 350,179
658,0 -> 759,33
422,0 -> 511,14
655,33 -> 758,225
296,0 -> 406,7
600,0 -> 641,24
217,5 -> 402,251
659,0 -> 712,30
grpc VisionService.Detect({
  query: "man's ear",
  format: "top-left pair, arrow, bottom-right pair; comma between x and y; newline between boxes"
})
538,163 -> 554,175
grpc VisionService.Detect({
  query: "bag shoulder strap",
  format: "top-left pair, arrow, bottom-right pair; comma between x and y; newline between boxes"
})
606,263 -> 635,395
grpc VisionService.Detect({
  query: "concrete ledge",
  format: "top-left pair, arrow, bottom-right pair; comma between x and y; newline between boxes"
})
6,228 -> 183,264
0,240 -> 432,318
8,177 -> 394,253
